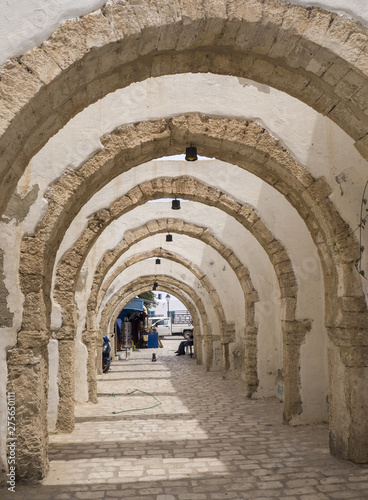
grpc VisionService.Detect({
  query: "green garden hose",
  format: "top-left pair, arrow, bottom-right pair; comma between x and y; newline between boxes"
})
97,388 -> 162,414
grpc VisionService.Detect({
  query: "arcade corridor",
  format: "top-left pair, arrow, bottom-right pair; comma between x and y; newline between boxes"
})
6,338 -> 368,500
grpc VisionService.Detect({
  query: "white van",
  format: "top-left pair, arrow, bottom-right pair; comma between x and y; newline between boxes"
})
151,317 -> 193,337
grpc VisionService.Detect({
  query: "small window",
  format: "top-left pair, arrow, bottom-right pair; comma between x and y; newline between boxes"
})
164,319 -> 169,325
158,293 -> 162,299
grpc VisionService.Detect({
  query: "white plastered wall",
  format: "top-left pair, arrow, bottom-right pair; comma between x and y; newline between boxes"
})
60,158 -> 326,404
1,1 -> 368,67
100,259 -> 222,369
100,232 -> 246,373
2,1 -> 368,472
2,72 -> 361,469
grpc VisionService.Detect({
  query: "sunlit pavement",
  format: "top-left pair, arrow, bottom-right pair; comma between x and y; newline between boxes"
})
5,337 -> 368,499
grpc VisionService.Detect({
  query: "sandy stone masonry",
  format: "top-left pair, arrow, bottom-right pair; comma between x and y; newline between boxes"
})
53,179 -> 299,328
3,1 -> 368,218
23,112 -> 321,326
91,278 -> 203,401
85,220 -> 260,395
2,0 -> 368,484
9,113 -> 368,479
89,220 -> 258,312
99,248 -> 227,349
19,113 -> 359,330
53,180 -> 304,421
99,275 -> 209,367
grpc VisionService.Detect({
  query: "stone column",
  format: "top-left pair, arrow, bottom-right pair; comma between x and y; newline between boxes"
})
203,335 -> 214,371
7,337 -> 49,481
82,332 -> 97,403
194,334 -> 203,365
244,325 -> 258,396
97,336 -> 103,375
328,337 -> 368,463
85,310 -> 99,396
55,339 -> 75,432
282,320 -> 311,424
221,322 -> 236,377
53,296 -> 77,433
221,342 -> 230,374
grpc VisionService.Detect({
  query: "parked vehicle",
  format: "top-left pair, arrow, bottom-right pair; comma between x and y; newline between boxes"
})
102,335 -> 112,373
151,317 -> 193,337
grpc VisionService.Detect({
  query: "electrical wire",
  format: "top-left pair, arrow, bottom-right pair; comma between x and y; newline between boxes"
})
97,388 -> 162,414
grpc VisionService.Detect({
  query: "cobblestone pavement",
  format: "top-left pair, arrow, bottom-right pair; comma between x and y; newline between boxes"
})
3,337 -> 368,499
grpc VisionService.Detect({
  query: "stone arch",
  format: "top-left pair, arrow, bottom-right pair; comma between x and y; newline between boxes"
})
84,220 -> 259,394
110,282 -> 202,347
8,114 -> 368,479
62,245 -> 228,433
99,248 -> 233,363
54,193 -> 304,422
3,0 -> 368,220
18,114 -> 360,337
102,281 -> 203,365
99,275 -> 212,372
89,279 -> 204,403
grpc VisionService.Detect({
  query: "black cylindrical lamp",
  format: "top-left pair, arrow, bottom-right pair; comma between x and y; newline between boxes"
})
185,145 -> 198,161
171,199 -> 181,210
153,281 -> 158,290
166,234 -> 173,242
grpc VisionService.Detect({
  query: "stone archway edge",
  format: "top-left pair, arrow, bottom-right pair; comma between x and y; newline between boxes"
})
100,275 -> 212,369
91,278 -> 204,394
3,0 -> 368,219
8,115 -> 368,479
95,247 -> 310,410
20,114 -> 362,340
98,249 -> 228,345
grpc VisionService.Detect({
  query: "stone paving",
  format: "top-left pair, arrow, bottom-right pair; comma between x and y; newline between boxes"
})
3,337 -> 368,499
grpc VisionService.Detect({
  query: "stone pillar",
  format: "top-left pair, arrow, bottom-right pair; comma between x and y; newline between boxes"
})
56,340 -> 75,432
328,338 -> 368,463
7,337 -> 49,481
107,320 -> 115,361
244,325 -> 258,396
244,292 -> 259,395
97,336 -> 103,375
85,310 -> 99,396
204,335 -> 214,371
82,332 -> 97,403
194,335 -> 203,365
53,296 -> 77,433
221,323 -> 236,377
282,320 -> 311,424
221,342 -> 230,374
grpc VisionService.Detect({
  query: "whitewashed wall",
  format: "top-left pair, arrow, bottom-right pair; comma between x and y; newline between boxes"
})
2,0 -> 368,474
1,1 -> 368,66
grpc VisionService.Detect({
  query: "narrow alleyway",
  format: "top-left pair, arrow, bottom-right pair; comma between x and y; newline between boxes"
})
5,338 -> 368,500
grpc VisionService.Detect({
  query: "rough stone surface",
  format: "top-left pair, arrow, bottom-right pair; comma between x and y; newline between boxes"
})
3,0 -> 368,482
4,340 -> 368,499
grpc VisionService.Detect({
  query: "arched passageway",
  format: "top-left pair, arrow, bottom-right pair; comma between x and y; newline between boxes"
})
6,341 -> 368,499
3,0 -> 368,216
6,118 -> 368,478
1,0 -> 368,484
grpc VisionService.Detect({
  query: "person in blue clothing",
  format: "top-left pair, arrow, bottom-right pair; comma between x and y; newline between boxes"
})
175,331 -> 194,356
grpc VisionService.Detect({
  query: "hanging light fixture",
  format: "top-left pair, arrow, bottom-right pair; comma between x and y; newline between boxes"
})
155,258 -> 161,264
171,198 -> 181,210
152,281 -> 158,291
185,145 -> 198,161
166,233 -> 173,242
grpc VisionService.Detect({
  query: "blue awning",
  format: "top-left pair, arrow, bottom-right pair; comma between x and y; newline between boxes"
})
124,298 -> 144,311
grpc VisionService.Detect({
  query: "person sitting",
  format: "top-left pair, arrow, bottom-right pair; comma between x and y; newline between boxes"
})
175,331 -> 194,356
